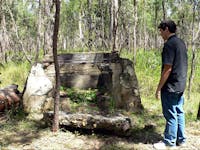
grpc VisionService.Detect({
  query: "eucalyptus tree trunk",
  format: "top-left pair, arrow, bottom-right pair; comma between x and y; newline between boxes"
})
162,0 -> 166,20
87,0 -> 92,51
188,2 -> 200,100
109,0 -> 114,49
43,0 -> 54,55
0,2 -> 9,63
133,0 -> 138,64
52,0 -> 61,132
100,0 -> 106,49
154,0 -> 159,49
128,23 -> 131,52
112,0 -> 119,52
142,0 -> 147,51
78,1 -> 84,48
78,11 -> 84,44
176,1 -> 187,42
35,0 -> 42,62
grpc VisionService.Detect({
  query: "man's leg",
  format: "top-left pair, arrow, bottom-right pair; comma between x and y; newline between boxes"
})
161,91 -> 179,146
176,95 -> 186,145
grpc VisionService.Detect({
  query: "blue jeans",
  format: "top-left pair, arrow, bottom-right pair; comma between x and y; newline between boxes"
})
161,91 -> 186,146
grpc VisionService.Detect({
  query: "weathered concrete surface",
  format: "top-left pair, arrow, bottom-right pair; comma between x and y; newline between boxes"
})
44,52 -> 143,111
43,111 -> 132,135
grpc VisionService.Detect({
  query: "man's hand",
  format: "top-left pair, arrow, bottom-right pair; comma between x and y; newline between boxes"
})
155,89 -> 161,99
155,64 -> 172,100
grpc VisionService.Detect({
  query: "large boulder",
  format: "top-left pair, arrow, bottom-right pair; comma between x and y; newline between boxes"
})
23,63 -> 53,117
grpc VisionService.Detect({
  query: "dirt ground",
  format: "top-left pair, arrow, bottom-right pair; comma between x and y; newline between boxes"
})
0,115 -> 199,150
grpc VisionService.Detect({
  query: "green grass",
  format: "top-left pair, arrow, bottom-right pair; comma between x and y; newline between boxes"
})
0,61 -> 30,91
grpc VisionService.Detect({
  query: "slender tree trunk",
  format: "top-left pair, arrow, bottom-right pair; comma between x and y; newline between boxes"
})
0,7 -> 8,63
100,0 -> 105,49
197,102 -> 200,120
188,2 -> 200,100
142,0 -> 147,51
109,0 -> 113,49
162,0 -> 166,20
43,0 -> 54,55
128,23 -> 131,52
63,38 -> 66,50
78,11 -> 83,43
154,0 -> 158,49
112,0 -> 119,52
52,0 -> 61,132
133,0 -> 138,64
35,0 -> 42,62
87,0 -> 92,51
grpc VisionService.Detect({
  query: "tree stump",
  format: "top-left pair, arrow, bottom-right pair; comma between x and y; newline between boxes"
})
43,111 -> 132,135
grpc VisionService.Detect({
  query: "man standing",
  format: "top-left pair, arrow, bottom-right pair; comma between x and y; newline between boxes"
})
153,20 -> 188,149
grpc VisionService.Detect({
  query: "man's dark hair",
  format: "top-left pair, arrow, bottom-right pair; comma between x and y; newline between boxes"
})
158,20 -> 177,33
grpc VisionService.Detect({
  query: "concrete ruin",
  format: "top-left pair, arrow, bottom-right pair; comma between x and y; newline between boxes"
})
23,52 -> 143,118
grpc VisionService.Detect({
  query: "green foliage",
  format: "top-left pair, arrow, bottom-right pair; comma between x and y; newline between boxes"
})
61,87 -> 98,103
0,61 -> 30,91
15,0 -> 37,37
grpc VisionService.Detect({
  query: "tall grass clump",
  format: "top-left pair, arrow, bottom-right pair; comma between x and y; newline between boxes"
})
0,61 -> 31,91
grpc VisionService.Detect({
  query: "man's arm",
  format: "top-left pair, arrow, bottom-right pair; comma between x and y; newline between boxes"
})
155,64 -> 172,99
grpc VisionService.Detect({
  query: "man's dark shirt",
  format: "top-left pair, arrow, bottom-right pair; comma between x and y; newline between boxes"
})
161,34 -> 188,93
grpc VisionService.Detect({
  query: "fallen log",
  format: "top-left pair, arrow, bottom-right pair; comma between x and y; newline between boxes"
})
0,84 -> 21,111
43,111 -> 132,135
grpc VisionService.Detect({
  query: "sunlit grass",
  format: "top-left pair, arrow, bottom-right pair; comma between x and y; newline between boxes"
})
0,61 -> 30,91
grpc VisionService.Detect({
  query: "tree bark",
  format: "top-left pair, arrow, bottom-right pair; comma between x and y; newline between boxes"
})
112,0 -> 119,52
197,102 -> 200,120
187,2 -> 200,100
142,0 -> 147,51
154,0 -> 159,49
100,0 -> 105,49
162,0 -> 166,20
43,0 -> 54,55
35,0 -> 42,62
133,0 -> 138,64
52,0 -> 61,132
109,0 -> 113,49
78,11 -> 84,44
87,0 -> 92,51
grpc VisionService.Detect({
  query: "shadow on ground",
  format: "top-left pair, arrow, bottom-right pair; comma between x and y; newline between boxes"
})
0,113 -> 47,147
